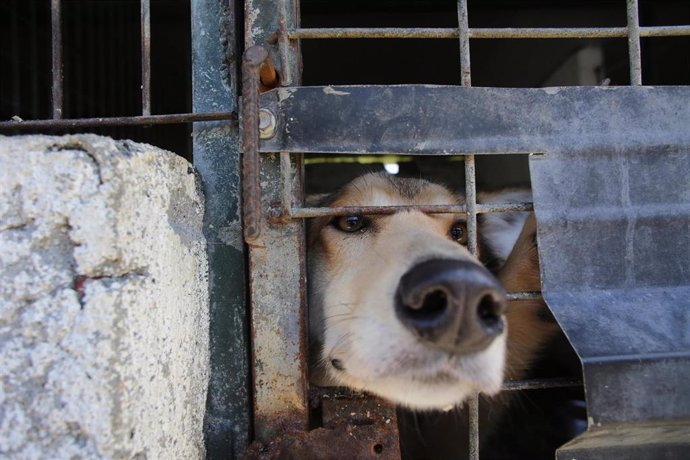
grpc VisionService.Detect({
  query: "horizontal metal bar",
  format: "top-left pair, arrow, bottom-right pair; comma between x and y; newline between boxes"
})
506,291 -> 543,301
287,25 -> 690,40
312,377 -> 582,399
471,25 -> 690,39
275,202 -> 534,219
0,112 -> 236,130
502,377 -> 583,391
289,27 -> 458,39
261,86 -> 690,155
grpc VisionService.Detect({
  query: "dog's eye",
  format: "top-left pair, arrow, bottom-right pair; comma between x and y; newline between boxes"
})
450,222 -> 468,245
334,215 -> 368,233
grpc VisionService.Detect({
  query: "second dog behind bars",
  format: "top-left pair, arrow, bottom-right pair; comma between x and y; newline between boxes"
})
308,172 -> 559,411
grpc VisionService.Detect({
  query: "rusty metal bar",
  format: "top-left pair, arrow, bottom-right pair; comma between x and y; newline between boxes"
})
241,46 -> 269,244
502,378 -> 583,391
51,0 -> 63,119
627,0 -> 643,85
0,112 -> 235,131
280,152 -> 294,216
285,25 -> 690,40
275,202 -> 534,219
277,0 -> 293,86
141,0 -> 152,115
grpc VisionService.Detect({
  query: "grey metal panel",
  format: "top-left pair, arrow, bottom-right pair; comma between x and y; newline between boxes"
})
258,85 -> 690,155
191,0 -> 249,458
556,421 -> 690,460
530,144 -> 690,432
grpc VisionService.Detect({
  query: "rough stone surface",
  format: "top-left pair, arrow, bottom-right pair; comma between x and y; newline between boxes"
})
0,135 -> 209,459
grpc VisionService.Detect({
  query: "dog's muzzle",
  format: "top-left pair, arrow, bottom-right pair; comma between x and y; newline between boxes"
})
394,259 -> 507,355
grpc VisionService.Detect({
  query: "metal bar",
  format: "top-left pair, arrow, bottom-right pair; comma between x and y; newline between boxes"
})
280,152 -> 294,216
468,395 -> 480,460
457,2 -> 480,459
457,0 -> 471,87
51,0 -> 63,119
312,377 -> 580,399
141,0 -> 152,115
277,0 -> 293,86
277,202 -> 534,219
464,156 -> 478,255
0,112 -> 236,131
241,46 -> 267,244
502,378 -> 583,391
627,0 -> 643,85
285,25 -> 690,40
506,291 -> 543,301
192,0 -> 249,455
259,86 -> 690,155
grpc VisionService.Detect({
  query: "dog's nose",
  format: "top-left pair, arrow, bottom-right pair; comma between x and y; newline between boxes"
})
395,259 -> 507,354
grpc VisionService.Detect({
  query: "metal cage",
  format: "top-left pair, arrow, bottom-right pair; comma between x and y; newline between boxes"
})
2,0 -> 689,458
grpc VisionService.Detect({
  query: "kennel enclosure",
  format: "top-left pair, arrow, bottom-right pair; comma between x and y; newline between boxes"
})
1,0 -> 690,458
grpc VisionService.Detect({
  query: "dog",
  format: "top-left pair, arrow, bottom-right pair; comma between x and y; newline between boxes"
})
307,172 -> 560,410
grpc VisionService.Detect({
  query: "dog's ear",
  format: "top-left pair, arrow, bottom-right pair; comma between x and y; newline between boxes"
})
478,189 -> 532,271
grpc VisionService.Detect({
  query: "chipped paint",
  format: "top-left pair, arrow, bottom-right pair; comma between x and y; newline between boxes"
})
278,87 -> 297,102
323,86 -> 351,96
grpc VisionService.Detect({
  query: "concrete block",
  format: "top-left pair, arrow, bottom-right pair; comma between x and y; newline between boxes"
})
0,135 -> 209,459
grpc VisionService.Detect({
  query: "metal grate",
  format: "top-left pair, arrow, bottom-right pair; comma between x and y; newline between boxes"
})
244,0 -> 690,458
0,1 -> 234,136
3,0 -> 688,457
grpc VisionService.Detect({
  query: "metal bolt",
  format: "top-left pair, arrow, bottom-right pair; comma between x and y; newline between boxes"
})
259,108 -> 276,139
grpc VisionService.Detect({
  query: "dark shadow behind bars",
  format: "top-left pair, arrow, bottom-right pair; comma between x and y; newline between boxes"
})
0,0 -> 236,161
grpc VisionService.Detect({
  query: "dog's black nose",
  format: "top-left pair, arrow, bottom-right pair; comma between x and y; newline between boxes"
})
395,259 -> 507,354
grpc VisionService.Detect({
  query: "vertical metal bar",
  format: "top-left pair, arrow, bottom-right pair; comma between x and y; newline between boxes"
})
29,1 -> 40,117
281,152 -> 294,215
10,0 -> 20,116
141,0 -> 152,115
51,0 -> 63,119
464,157 -> 478,256
246,0 -> 309,443
458,1 -> 480,458
457,0 -> 472,87
626,0 -> 643,85
468,395 -> 480,459
192,0 -> 250,457
277,0 -> 293,86
241,46 -> 267,244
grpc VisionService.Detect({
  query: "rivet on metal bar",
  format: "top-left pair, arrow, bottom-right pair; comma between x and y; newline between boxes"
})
242,45 -> 275,244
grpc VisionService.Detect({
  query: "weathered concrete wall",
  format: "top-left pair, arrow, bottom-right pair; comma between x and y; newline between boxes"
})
0,135 -> 209,459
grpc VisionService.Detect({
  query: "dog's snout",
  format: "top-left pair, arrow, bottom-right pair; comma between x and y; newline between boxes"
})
395,259 -> 507,354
